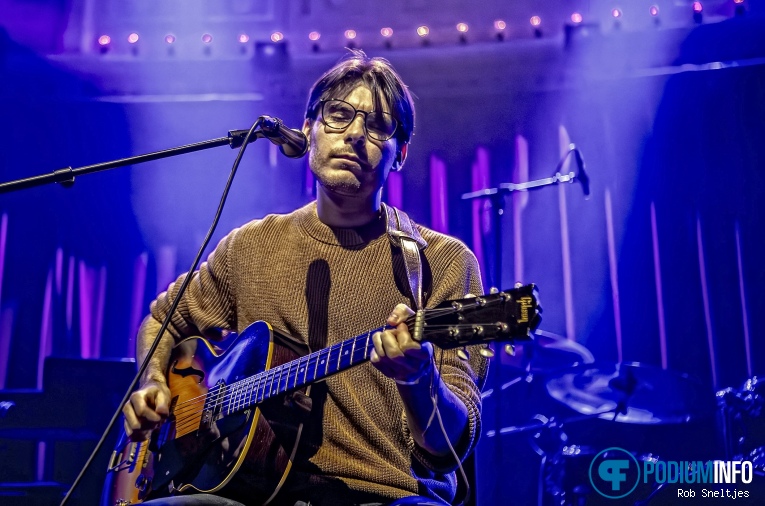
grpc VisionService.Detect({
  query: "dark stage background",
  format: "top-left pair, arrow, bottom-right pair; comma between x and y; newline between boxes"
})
1,0 -> 764,504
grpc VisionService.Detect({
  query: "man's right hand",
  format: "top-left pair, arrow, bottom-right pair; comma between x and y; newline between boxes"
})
122,379 -> 171,441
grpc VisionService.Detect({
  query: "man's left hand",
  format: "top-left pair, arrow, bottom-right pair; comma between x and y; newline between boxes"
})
370,303 -> 433,384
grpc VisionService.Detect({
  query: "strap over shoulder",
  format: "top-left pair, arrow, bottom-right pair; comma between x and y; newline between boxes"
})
381,203 -> 428,250
381,203 -> 427,310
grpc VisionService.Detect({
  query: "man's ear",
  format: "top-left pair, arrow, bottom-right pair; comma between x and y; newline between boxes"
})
301,119 -> 312,145
392,143 -> 408,172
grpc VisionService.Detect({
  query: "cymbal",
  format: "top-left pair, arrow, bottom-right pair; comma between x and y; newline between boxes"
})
546,362 -> 710,424
501,329 -> 595,373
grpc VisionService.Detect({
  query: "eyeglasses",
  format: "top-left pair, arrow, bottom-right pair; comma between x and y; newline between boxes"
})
319,99 -> 398,142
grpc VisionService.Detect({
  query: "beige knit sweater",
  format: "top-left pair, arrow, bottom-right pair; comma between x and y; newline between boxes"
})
150,201 -> 488,504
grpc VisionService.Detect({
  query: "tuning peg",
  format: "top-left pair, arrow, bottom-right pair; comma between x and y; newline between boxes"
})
504,343 -> 516,356
479,346 -> 495,358
489,287 -> 499,294
514,282 -> 523,288
457,347 -> 470,361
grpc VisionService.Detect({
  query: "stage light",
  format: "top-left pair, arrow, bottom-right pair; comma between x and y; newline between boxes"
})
165,34 -> 176,44
308,31 -> 321,52
571,12 -> 583,24
238,34 -> 250,43
97,35 -> 111,54
649,5 -> 660,16
344,29 -> 357,48
417,25 -> 430,45
381,27 -> 393,49
202,33 -> 213,44
494,19 -> 507,41
127,33 -> 139,44
530,16 -> 542,38
692,1 -> 703,23
611,8 -> 623,29
456,23 -> 468,44
271,32 -> 284,43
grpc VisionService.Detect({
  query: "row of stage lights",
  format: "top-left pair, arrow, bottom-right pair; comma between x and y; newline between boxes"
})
95,1 -> 748,52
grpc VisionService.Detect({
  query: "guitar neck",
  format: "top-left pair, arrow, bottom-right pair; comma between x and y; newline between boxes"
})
221,327 -> 383,415
216,284 -> 541,417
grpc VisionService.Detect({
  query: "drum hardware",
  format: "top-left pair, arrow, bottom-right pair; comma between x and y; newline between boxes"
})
717,375 -> 763,460
546,362 -> 710,425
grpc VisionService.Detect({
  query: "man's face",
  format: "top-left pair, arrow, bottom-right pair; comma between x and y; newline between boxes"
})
303,85 -> 403,201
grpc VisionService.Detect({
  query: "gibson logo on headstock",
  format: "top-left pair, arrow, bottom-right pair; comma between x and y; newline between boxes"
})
519,296 -> 534,323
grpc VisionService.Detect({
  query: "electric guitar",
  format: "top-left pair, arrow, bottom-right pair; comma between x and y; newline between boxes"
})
102,285 -> 540,506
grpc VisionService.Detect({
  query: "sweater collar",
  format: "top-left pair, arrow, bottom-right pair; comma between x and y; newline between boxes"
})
297,201 -> 387,247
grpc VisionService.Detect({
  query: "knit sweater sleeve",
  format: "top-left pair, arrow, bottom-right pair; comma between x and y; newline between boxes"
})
402,244 -> 488,473
149,229 -> 238,342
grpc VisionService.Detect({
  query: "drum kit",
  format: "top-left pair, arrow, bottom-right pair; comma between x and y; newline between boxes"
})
481,331 -> 764,506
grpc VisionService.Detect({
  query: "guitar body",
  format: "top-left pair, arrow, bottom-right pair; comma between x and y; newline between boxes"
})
103,321 -> 309,506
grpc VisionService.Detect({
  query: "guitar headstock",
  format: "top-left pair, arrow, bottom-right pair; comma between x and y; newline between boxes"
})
416,284 -> 541,350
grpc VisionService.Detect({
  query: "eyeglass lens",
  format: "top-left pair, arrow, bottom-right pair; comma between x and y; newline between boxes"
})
321,99 -> 397,141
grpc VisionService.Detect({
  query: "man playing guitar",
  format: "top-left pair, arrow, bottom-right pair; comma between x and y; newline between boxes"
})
121,50 -> 489,506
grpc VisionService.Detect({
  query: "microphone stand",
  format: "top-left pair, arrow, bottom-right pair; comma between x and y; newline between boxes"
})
0,129 -> 260,194
0,120 -> 279,503
461,145 -> 589,289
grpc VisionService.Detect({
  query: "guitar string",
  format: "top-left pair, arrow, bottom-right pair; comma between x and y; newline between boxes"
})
167,297 -> 520,430
168,299 -> 516,431
168,315 -> 516,432
168,303 -> 473,415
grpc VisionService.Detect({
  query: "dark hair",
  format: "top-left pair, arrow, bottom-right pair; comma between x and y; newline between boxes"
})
305,49 -> 415,146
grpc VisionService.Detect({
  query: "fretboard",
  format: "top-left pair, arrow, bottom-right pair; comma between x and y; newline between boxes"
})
221,326 -> 385,415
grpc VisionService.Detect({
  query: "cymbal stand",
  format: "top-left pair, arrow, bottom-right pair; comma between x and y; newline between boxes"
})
508,411 -> 616,506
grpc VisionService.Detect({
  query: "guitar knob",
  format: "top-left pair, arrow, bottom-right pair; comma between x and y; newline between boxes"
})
479,346 -> 495,358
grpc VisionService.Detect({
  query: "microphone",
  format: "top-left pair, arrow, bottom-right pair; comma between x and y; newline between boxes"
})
227,116 -> 309,158
258,115 -> 309,158
572,146 -> 590,197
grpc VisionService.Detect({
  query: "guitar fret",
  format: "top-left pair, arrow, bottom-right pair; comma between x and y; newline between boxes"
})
349,336 -> 357,366
300,355 -> 308,386
323,346 -> 331,377
364,329 -> 372,359
336,340 -> 344,371
283,362 -> 292,393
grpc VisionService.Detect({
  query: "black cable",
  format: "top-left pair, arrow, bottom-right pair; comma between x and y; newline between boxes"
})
60,118 -> 263,506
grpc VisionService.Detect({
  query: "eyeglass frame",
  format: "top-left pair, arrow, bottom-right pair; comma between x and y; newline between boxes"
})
318,98 -> 399,142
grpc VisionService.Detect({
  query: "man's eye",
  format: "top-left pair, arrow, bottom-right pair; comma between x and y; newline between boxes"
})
328,110 -> 352,121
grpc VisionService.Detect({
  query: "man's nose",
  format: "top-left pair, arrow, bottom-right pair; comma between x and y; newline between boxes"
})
345,113 -> 366,143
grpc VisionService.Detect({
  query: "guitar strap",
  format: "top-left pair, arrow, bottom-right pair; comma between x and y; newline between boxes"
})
381,203 -> 428,310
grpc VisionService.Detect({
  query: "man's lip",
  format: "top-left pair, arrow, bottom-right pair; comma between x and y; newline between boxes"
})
333,154 -> 363,164
333,154 -> 367,169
